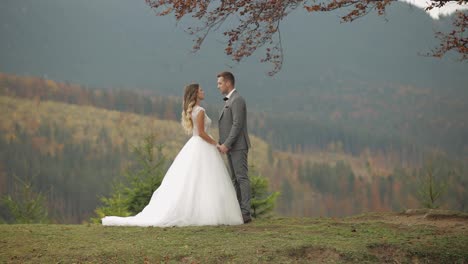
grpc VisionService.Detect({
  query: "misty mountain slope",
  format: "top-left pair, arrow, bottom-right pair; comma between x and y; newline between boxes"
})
1,1 -> 467,158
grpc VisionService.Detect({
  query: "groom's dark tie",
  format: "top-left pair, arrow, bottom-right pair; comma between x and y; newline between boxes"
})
223,97 -> 229,101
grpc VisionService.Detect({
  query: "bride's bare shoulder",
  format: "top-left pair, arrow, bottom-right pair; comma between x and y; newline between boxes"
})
194,105 -> 205,113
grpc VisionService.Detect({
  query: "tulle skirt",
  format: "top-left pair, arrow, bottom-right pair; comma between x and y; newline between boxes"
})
101,136 -> 243,227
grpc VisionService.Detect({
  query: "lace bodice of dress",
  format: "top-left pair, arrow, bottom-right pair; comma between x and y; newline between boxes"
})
191,105 -> 211,137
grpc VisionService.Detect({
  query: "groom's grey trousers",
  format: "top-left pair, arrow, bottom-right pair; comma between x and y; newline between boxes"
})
226,149 -> 250,215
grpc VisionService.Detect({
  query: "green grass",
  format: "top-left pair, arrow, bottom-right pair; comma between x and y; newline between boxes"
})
1,213 -> 467,263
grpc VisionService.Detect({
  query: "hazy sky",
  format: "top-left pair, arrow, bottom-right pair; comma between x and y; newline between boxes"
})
399,0 -> 468,19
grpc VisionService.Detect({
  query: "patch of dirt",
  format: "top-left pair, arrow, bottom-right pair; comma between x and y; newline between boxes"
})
404,209 -> 468,219
367,243 -> 408,263
347,209 -> 468,231
287,245 -> 342,263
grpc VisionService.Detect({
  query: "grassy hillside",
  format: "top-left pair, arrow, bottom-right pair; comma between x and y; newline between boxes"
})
1,211 -> 467,263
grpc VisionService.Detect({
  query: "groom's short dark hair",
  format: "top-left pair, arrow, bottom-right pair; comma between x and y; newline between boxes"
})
217,71 -> 235,86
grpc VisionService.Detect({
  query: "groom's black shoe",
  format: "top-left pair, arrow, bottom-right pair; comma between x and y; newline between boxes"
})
242,214 -> 252,224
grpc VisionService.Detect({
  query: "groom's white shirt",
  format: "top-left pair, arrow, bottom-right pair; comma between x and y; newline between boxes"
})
226,89 -> 236,99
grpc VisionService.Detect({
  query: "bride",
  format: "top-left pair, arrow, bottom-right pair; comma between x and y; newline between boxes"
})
101,84 -> 244,227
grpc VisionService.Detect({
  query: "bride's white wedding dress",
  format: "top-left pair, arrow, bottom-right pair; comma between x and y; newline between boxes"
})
101,105 -> 243,227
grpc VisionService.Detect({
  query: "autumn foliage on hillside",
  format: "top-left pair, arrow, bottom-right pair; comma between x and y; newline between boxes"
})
1,73 -> 467,223
0,72 -> 181,121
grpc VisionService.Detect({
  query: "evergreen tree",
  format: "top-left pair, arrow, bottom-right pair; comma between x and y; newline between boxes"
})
91,134 -> 167,223
91,185 -> 132,223
1,176 -> 49,224
123,135 -> 167,214
250,173 -> 280,219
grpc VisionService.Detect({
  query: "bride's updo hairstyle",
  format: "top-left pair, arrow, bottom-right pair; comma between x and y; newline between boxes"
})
181,83 -> 200,135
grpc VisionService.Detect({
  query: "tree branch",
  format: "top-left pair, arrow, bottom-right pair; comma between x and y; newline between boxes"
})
145,0 -> 467,76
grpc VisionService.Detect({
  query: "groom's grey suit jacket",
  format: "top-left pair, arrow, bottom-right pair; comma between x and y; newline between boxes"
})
218,90 -> 251,151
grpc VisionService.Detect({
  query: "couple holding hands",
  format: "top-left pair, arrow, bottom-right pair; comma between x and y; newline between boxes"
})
102,71 -> 252,227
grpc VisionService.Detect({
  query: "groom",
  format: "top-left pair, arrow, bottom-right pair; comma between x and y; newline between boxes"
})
216,71 -> 252,224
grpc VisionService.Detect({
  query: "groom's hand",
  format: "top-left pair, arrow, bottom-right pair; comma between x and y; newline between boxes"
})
219,144 -> 229,154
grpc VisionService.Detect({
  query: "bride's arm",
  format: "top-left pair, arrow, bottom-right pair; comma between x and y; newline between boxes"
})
196,110 -> 217,145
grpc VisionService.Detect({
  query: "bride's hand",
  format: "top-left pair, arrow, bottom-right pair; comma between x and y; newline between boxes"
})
218,144 -> 229,154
